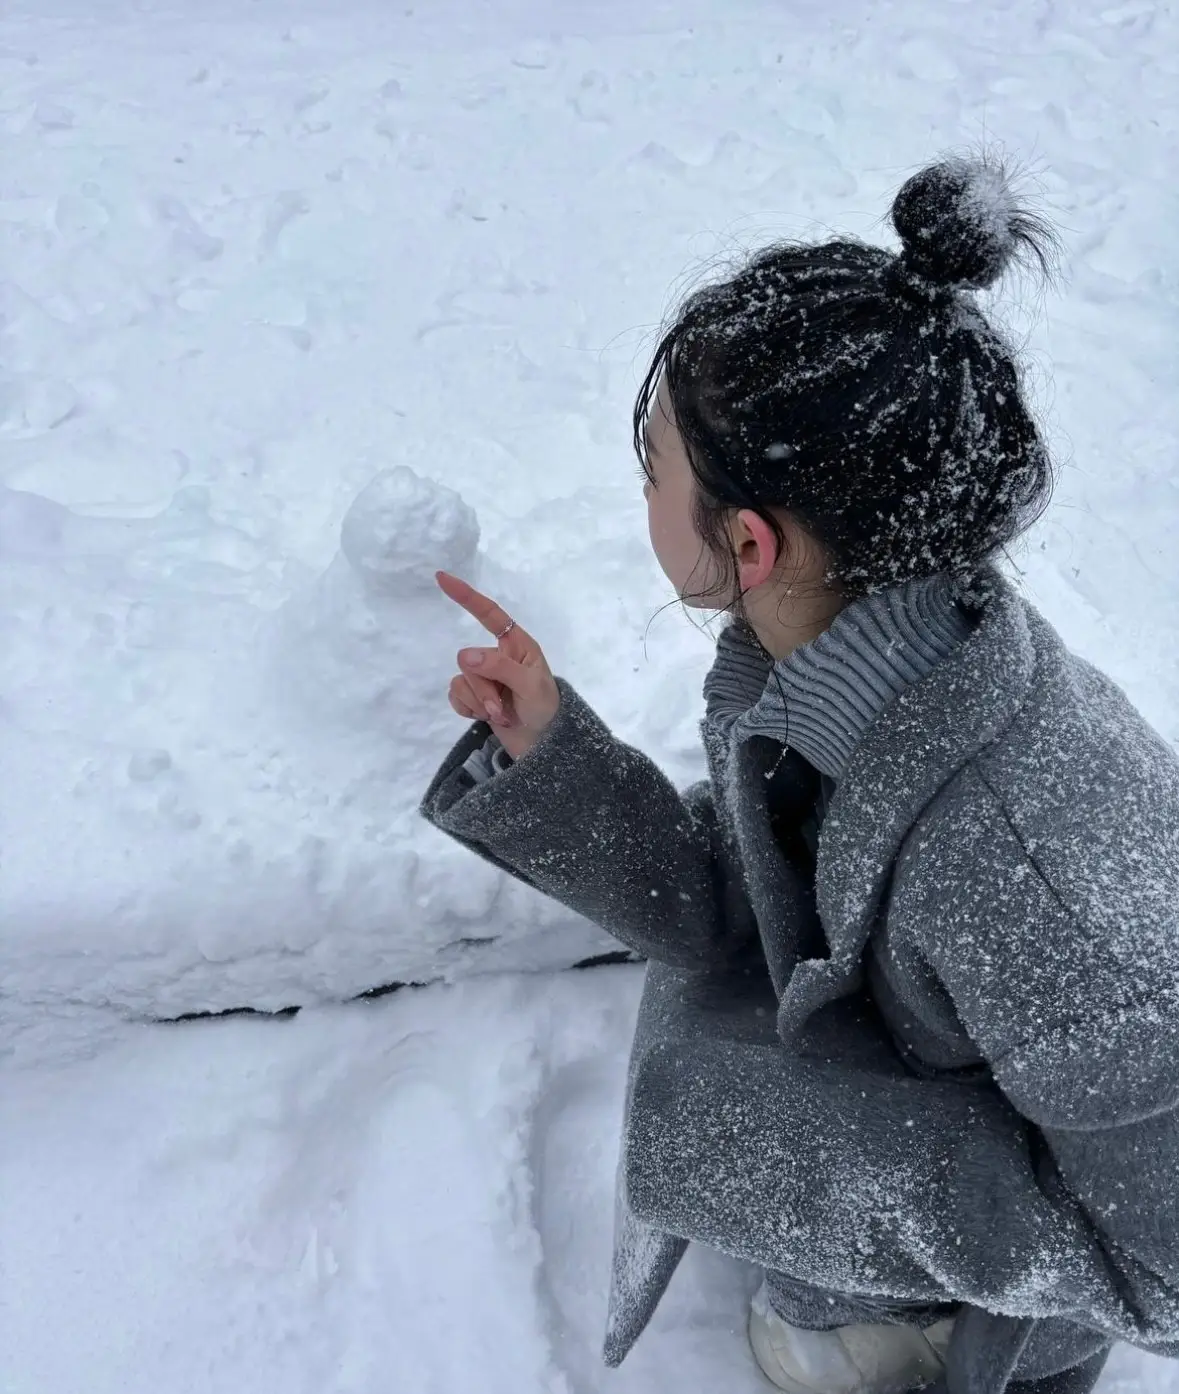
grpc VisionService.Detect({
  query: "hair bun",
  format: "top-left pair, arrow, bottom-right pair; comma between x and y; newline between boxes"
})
890,155 -> 1051,291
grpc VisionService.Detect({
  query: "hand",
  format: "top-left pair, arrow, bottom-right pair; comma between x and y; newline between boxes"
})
436,571 -> 561,762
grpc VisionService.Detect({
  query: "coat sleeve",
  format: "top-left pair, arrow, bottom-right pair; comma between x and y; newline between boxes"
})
419,680 -> 759,970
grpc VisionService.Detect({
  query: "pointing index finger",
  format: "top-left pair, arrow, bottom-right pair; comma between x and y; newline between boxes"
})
435,571 -> 517,642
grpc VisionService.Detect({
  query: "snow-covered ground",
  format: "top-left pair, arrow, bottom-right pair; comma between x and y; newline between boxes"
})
4,968 -> 1177,1394
1,0 -> 1176,1389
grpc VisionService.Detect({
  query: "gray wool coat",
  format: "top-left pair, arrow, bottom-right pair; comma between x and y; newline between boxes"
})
421,573 -> 1179,1394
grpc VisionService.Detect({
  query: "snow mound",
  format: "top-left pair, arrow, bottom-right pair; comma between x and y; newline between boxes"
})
276,466 -> 479,725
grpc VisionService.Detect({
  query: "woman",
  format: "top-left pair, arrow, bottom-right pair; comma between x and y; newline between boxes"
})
421,156 -> 1179,1394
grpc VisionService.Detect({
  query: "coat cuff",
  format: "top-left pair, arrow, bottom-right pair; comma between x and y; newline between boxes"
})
421,678 -> 577,834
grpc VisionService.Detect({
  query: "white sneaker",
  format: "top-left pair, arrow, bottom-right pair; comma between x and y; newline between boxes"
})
748,1281 -> 955,1393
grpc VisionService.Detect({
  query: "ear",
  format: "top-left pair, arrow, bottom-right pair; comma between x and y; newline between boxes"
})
730,508 -> 783,593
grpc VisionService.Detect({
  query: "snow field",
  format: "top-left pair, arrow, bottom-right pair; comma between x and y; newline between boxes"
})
1,0 -> 1177,1389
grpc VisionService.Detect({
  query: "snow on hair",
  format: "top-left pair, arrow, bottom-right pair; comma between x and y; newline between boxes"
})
890,152 -> 1059,292
634,152 -> 1060,604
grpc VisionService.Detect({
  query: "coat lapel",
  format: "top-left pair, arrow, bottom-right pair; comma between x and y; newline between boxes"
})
727,739 -> 824,998
814,572 -> 1036,972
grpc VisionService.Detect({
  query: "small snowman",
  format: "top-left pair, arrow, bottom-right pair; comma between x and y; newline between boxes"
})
276,467 -> 481,748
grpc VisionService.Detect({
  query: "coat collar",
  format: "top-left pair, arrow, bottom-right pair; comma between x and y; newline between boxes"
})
813,570 -> 1036,964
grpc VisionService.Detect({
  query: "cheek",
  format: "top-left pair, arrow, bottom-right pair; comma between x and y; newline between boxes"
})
646,489 -> 673,556
646,488 -> 696,583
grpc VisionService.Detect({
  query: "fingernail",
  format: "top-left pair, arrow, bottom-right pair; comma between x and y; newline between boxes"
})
460,649 -> 483,667
486,701 -> 503,723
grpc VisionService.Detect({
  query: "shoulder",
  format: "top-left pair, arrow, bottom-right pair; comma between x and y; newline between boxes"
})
906,599 -> 1179,873
971,607 -> 1179,923
905,608 -> 1179,946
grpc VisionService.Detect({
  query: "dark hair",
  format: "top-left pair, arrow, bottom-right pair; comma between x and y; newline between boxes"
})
634,153 -> 1060,605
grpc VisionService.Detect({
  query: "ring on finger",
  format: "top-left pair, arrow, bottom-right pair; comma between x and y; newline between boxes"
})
495,618 -> 516,640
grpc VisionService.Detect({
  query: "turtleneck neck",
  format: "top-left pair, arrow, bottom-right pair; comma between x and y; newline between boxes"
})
703,572 -> 976,783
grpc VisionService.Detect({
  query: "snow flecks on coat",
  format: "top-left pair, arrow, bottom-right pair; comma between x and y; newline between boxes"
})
421,568 -> 1179,1383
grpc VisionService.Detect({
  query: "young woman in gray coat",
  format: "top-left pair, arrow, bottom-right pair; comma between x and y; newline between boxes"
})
421,157 -> 1179,1394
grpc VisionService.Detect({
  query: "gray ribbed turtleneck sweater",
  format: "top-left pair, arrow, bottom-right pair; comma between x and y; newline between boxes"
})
702,572 -> 975,785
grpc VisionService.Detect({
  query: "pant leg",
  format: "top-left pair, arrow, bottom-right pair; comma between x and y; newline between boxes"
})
1007,1347 -> 1112,1394
763,1269 -> 957,1332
